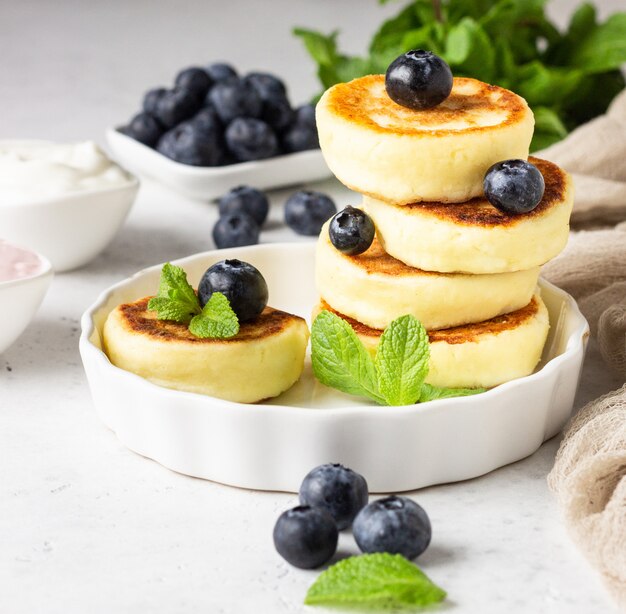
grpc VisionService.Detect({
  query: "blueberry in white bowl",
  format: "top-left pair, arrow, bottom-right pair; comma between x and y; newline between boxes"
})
225,118 -> 279,162
174,66 -> 213,100
198,259 -> 268,322
483,159 -> 545,214
212,212 -> 260,249
284,190 -> 336,236
218,186 -> 269,226
205,62 -> 238,83
208,80 -> 263,124
299,463 -> 368,530
273,505 -> 338,569
385,49 -> 453,110
329,206 -> 375,255
353,496 -> 432,560
282,104 -> 318,153
154,87 -> 203,129
157,122 -> 226,166
142,87 -> 167,116
122,112 -> 163,147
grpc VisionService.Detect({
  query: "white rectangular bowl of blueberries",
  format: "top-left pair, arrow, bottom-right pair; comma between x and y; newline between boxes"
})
109,63 -> 332,200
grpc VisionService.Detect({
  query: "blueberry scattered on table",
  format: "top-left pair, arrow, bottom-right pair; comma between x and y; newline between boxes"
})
483,159 -> 545,214
353,496 -> 432,560
218,186 -> 269,226
225,118 -> 280,162
175,66 -> 213,100
198,259 -> 268,322
273,505 -> 338,569
205,62 -> 238,83
212,212 -> 260,250
385,49 -> 453,110
284,190 -> 337,236
122,112 -> 163,147
154,87 -> 203,129
157,122 -> 225,166
329,206 -> 376,255
299,463 -> 369,530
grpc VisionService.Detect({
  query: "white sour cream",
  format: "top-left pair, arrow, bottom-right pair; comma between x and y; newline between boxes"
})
0,140 -> 132,204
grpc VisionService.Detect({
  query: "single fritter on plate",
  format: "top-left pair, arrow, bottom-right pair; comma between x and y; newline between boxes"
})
316,220 -> 540,330
316,75 -> 534,204
103,297 -> 309,403
313,294 -> 549,390
363,157 -> 573,274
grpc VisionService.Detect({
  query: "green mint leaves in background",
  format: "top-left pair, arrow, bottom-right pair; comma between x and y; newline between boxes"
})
305,553 -> 447,608
294,0 -> 626,151
148,263 -> 239,339
311,310 -> 485,405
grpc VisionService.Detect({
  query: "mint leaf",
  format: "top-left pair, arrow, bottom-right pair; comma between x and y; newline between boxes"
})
188,292 -> 239,339
147,263 -> 201,323
570,12 -> 626,74
311,311 -> 385,404
420,382 -> 486,403
304,553 -> 446,608
375,315 -> 429,406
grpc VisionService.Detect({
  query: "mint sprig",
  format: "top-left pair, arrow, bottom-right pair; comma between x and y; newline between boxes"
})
311,310 -> 485,405
189,292 -> 239,339
147,263 -> 239,339
304,553 -> 446,609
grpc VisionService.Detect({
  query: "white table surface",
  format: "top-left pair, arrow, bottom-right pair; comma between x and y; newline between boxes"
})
1,2 -> 624,613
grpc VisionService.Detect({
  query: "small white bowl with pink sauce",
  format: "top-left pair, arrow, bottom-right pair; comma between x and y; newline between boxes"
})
0,239 -> 53,353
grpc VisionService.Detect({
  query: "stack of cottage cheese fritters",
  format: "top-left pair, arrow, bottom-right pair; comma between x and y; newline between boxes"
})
314,74 -> 574,389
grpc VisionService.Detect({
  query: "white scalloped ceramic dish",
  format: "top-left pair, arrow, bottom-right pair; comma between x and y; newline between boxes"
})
106,128 -> 332,200
80,243 -> 588,493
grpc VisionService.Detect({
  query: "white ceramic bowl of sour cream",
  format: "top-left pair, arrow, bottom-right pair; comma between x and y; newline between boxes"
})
0,140 -> 139,272
0,239 -> 53,353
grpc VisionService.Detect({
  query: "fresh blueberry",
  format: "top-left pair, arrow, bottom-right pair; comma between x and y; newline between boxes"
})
218,186 -> 269,226
190,107 -> 223,136
142,87 -> 167,116
284,190 -> 336,236
329,206 -> 375,255
353,496 -> 432,560
273,505 -> 338,569
294,103 -> 316,128
244,72 -> 287,99
385,50 -> 453,110
282,122 -> 319,153
212,212 -> 260,249
483,159 -> 545,214
208,80 -> 262,124
205,62 -> 238,83
260,93 -> 295,132
154,87 -> 203,128
198,259 -> 268,322
122,112 -> 163,147
299,463 -> 368,530
225,118 -> 279,162
157,122 -> 226,166
175,67 -> 213,100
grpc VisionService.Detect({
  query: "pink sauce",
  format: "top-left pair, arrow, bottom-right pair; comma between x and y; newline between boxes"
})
0,240 -> 45,282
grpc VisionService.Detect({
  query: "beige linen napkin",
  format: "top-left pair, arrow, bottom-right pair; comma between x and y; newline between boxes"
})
536,91 -> 626,608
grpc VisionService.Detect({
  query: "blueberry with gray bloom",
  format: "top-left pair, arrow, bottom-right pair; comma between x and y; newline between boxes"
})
483,159 -> 545,214
284,190 -> 336,236
212,212 -> 260,250
225,118 -> 279,162
329,206 -> 375,255
157,122 -> 225,166
208,80 -> 263,124
122,112 -> 163,147
142,87 -> 167,116
353,496 -> 432,560
244,72 -> 287,99
175,67 -> 213,100
205,62 -> 238,83
299,463 -> 369,530
273,505 -> 338,569
154,87 -> 202,128
218,186 -> 269,226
